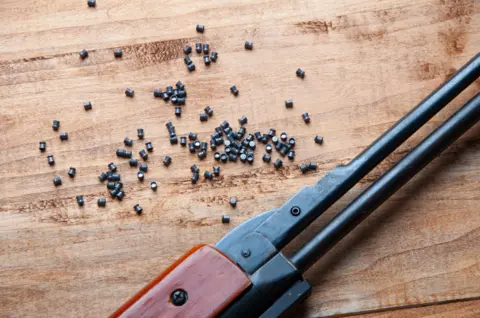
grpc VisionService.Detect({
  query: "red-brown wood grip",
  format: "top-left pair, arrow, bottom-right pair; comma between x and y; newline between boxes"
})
110,245 -> 251,318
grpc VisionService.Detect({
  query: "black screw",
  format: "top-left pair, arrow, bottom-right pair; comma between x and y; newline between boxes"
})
241,249 -> 251,258
290,206 -> 301,216
171,289 -> 188,306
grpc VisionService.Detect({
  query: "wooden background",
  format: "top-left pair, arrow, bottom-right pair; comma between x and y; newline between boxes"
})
0,0 -> 479,317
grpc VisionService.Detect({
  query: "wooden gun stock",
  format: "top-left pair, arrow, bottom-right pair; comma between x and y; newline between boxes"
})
110,245 -> 251,318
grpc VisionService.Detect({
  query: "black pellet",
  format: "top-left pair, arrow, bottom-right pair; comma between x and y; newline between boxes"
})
314,136 -> 324,145
164,86 -> 172,96
137,128 -> 144,139
39,141 -> 46,152
153,89 -> 162,98
238,116 -> 248,125
76,195 -> 84,206
52,120 -> 60,131
184,56 -> 193,65
272,136 -> 279,144
296,68 -> 305,78
200,142 -> 208,152
245,134 -> 253,142
97,198 -> 106,207
53,177 -> 62,186
194,140 -> 201,149
199,113 -> 208,122
262,154 -> 271,163
204,106 -> 213,117
220,120 -> 230,129
125,88 -> 134,97
230,148 -> 239,156
139,149 -> 148,160
116,149 -> 132,158
188,132 -> 197,141
280,132 -> 287,142
128,158 -> 137,167
254,132 -> 262,141
244,41 -> 253,50
196,24 -> 205,33
137,171 -> 145,181
204,171 -> 213,180
172,89 -> 179,97
108,173 -> 121,182
288,150 -> 295,160
238,126 -> 246,137
309,162 -> 318,170
87,0 -> 95,7
116,190 -> 125,201
150,181 -> 158,191
222,215 -> 230,224
239,147 -> 247,155
180,136 -> 187,146
225,147 -> 231,155
195,43 -> 202,53
247,151 -> 254,158
109,189 -> 119,198
275,142 -> 283,151
220,154 -> 228,163
285,99 -> 294,108
170,135 -> 178,144
114,49 -> 123,58
190,164 -> 200,174
167,124 -> 176,136
176,81 -> 185,90
288,137 -> 296,147
240,153 -> 247,162
145,142 -> 153,152
224,126 -> 232,134
114,182 -> 123,191
108,162 -> 117,172
80,49 -> 89,58
242,139 -> 250,148
268,128 -> 276,138
302,112 -> 310,123
134,204 -> 143,215
106,182 -> 116,189
161,92 -> 170,101
214,152 -> 221,161
213,166 -> 220,176
188,142 -> 196,153
232,141 -> 241,149
139,163 -> 148,172
224,139 -> 232,148
211,51 -> 218,62
249,141 -> 256,150
163,156 -> 172,167
184,44 -> 192,55
273,159 -> 283,169
98,172 -> 108,182
202,43 -> 209,54
300,164 -> 309,173
211,132 -> 220,140
197,150 -> 207,160
229,197 -> 237,207
247,155 -> 254,164
215,137 -> 224,145
191,173 -> 199,184
60,132 -> 68,141
230,85 -> 239,96
228,153 -> 237,162
84,101 -> 92,111
123,137 -> 133,147
68,167 -> 76,178
187,63 -> 196,72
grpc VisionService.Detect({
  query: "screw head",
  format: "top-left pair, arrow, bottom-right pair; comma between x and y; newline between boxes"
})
170,289 -> 188,306
241,249 -> 251,258
290,206 -> 301,216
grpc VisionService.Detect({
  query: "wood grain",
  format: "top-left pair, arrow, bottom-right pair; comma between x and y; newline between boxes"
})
0,0 -> 479,317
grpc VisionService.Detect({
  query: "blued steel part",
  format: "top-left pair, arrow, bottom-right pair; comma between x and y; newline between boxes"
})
291,92 -> 480,272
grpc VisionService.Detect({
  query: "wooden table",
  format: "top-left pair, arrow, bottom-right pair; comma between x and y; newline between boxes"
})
1,0 -> 479,317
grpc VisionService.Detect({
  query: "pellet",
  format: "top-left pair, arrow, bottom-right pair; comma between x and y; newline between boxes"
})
202,43 -> 209,54
280,132 -> 287,142
262,154 -> 271,163
184,44 -> 192,55
97,198 -> 107,207
60,132 -> 68,141
215,137 -> 224,145
68,167 -> 76,178
170,135 -> 178,144
176,81 -> 185,90
240,153 -> 247,162
139,149 -> 148,160
288,150 -> 295,160
288,137 -> 296,148
98,172 -> 108,182
210,139 -> 217,150
285,99 -> 293,108
180,136 -> 187,146
230,85 -> 239,96
76,195 -> 85,206
84,101 -> 92,111
229,153 -> 237,162
189,143 -> 196,153
273,159 -> 283,169
80,49 -> 89,58
114,49 -> 123,58
244,41 -> 253,50
213,166 -> 220,176
247,155 -> 254,164
191,164 -> 200,174
124,137 -> 133,147
296,68 -> 305,78
220,154 -> 228,163
197,150 -> 207,160
137,171 -> 145,181
87,0 -> 95,7
116,149 -> 132,158
188,132 -> 198,141
145,142 -> 154,152
163,156 -> 172,167
187,63 -> 196,72
139,163 -> 148,172
302,112 -> 310,123
184,56 -> 193,65
229,197 -> 237,207
214,152 -> 221,161
125,88 -> 134,97
52,120 -> 60,131
53,177 -> 62,186
308,162 -> 318,170
116,190 -> 125,201
108,173 -> 121,182
222,215 -> 230,224
150,181 -> 158,191
238,116 -> 248,125
211,51 -> 218,62
200,113 -> 208,122
108,162 -> 117,172
134,204 -> 143,215
300,164 -> 309,173
191,173 -> 199,184
204,106 -> 213,117
314,136 -> 324,145
204,170 -> 213,180
137,128 -> 144,139
106,182 -> 116,189
195,43 -> 202,53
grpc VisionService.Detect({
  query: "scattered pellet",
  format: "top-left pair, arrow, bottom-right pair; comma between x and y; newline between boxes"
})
188,142 -> 196,153
106,182 -> 116,189
153,89 -> 162,98
273,159 -> 283,169
116,149 -> 132,158
195,43 -> 202,53
114,49 -> 123,58
238,116 -> 248,125
76,195 -> 85,206
229,197 -> 237,207
196,25 -> 205,33
230,85 -> 239,96
97,198 -> 107,207
52,120 -> 60,131
211,51 -> 218,62
150,181 -> 158,191
108,162 -> 117,172
302,112 -> 310,124
222,215 -> 230,224
139,149 -> 148,160
170,135 -> 178,144
288,137 -> 296,147
191,173 -> 199,184
204,106 -> 213,116
285,99 -> 293,108
80,49 -> 89,59
129,158 -> 138,167
145,142 -> 153,152
184,56 -> 193,65
200,113 -> 209,122
184,44 -> 192,55
187,63 -> 196,72
68,167 -> 76,178
98,172 -> 108,182
296,68 -> 305,78
247,155 -> 254,164
137,171 -> 145,181
202,43 -> 209,54
53,177 -> 62,186
60,132 -> 68,141
213,166 -> 220,176
116,190 -> 125,200
204,170 -> 213,180
280,132 -> 287,142
220,154 -> 228,163
308,162 -> 317,170
39,141 -> 46,152
134,204 -> 143,215
108,173 -> 121,182
180,136 -> 187,146
197,150 -> 207,160
288,150 -> 295,160
239,153 -> 247,162
137,128 -> 144,139
262,154 -> 271,163
87,0 -> 95,7
314,136 -> 323,145
244,41 -> 253,50
176,81 -> 185,90
125,88 -> 134,97
163,156 -> 172,167
84,101 -> 92,111
139,163 -> 148,172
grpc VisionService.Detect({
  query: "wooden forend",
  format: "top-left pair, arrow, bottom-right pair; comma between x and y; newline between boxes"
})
110,245 -> 251,318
